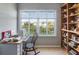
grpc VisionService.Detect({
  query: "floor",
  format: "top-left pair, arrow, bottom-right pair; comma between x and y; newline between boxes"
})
27,47 -> 67,55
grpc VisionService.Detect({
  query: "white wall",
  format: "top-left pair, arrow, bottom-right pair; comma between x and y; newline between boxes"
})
0,3 -> 17,35
18,3 -> 61,47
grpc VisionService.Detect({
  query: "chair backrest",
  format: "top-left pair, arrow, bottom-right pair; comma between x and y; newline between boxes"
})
31,31 -> 38,45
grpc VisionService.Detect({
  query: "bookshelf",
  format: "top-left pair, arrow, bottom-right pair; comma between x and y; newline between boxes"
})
61,3 -> 79,55
61,3 -> 68,53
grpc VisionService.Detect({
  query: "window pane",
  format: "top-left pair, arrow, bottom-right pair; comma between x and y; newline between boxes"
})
39,19 -> 46,22
47,19 -> 55,34
29,19 -> 37,34
39,19 -> 47,35
21,19 -> 29,34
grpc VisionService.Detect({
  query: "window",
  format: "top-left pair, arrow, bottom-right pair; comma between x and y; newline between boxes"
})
39,19 -> 47,35
20,10 -> 56,36
29,19 -> 37,34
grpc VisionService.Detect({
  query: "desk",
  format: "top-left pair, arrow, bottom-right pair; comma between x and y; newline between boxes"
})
0,36 -> 30,55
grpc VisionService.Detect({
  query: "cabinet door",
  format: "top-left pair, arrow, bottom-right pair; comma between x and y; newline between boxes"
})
0,44 -> 17,55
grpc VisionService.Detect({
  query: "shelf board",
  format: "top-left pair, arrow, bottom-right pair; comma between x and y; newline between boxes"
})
68,51 -> 77,55
61,29 -> 68,32
69,13 -> 79,17
61,29 -> 79,35
67,30 -> 79,35
69,4 -> 79,10
62,22 -> 78,24
68,44 -> 79,52
69,39 -> 79,44
69,6 -> 77,10
69,22 -> 78,24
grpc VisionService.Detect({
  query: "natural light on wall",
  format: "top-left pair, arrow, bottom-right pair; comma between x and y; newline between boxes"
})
20,10 -> 56,36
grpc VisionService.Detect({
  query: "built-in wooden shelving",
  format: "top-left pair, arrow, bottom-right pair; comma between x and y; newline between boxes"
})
61,3 -> 79,55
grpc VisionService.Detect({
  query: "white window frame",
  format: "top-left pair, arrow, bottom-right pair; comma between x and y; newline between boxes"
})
20,10 -> 57,36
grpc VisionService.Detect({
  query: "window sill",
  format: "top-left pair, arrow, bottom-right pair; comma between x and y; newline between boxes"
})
29,34 -> 56,37
38,35 -> 56,37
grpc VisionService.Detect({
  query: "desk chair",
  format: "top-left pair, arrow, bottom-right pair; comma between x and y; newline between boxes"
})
23,32 -> 40,55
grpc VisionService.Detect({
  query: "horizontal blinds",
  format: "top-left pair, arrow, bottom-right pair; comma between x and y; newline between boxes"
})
20,10 -> 56,19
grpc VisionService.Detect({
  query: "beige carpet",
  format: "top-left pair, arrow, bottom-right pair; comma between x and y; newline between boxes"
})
27,47 -> 67,55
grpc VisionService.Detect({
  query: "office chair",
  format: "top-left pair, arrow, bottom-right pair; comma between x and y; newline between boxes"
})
23,31 -> 40,55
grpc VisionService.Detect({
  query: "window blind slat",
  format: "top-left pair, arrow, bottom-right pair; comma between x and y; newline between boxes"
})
21,11 -> 56,19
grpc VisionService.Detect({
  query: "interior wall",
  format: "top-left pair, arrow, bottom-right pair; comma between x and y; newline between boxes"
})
0,3 -> 17,35
18,3 -> 61,47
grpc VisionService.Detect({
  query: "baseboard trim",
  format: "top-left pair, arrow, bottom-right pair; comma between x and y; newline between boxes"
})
35,45 -> 61,48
